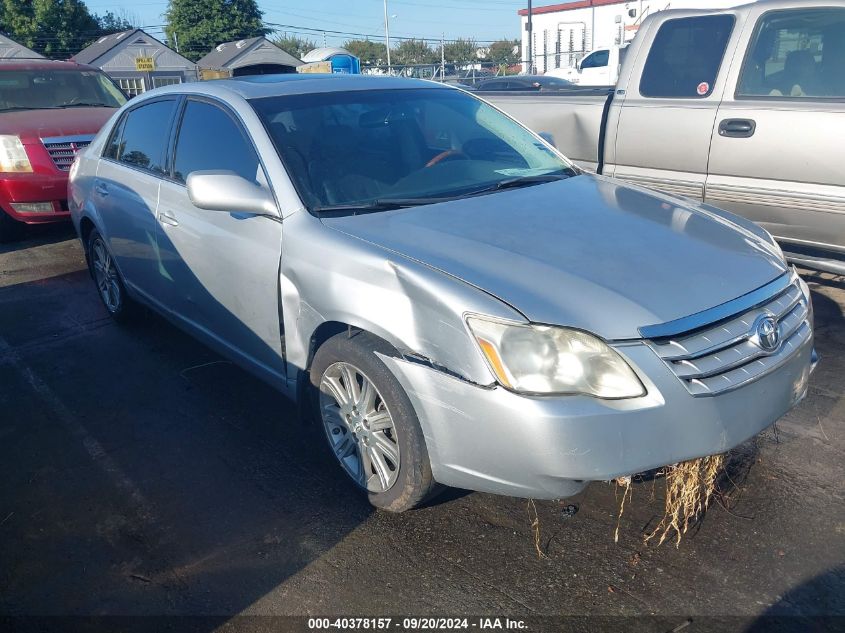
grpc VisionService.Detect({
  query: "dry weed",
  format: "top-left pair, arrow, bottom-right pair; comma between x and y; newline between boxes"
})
644,453 -> 726,547
527,499 -> 548,559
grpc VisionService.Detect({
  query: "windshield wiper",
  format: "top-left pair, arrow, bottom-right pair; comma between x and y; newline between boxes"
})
0,106 -> 61,112
312,198 -> 439,216
467,173 -> 573,197
58,102 -> 111,108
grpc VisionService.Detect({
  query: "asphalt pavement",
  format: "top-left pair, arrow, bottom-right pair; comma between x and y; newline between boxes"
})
0,225 -> 843,632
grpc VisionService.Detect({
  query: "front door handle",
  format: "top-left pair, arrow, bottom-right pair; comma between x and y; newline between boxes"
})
718,118 -> 756,138
94,182 -> 109,197
159,209 -> 179,227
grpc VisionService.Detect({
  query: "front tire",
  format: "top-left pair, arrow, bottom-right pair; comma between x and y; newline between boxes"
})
310,331 -> 440,512
87,229 -> 136,322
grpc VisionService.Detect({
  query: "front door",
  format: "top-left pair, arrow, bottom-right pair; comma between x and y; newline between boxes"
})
705,6 -> 845,256
155,97 -> 285,379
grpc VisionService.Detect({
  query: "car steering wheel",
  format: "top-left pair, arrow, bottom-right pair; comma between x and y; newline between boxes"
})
425,149 -> 469,168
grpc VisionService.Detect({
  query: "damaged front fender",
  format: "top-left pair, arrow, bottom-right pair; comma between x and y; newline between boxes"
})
280,211 -> 524,388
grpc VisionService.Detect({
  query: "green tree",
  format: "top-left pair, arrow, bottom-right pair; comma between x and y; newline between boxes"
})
271,35 -> 316,60
343,39 -> 387,66
0,0 -> 100,58
165,0 -> 268,61
442,38 -> 476,64
95,10 -> 136,34
486,39 -> 520,65
393,39 -> 435,65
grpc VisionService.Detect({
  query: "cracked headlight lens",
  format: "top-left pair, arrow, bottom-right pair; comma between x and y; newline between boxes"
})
467,316 -> 646,398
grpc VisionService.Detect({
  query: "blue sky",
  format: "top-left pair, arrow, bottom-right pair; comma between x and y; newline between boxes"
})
85,0 -> 526,46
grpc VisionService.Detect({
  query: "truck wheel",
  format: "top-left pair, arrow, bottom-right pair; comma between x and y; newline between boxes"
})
0,210 -> 24,243
87,229 -> 136,322
310,331 -> 440,512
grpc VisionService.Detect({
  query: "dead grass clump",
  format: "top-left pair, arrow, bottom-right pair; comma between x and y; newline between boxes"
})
644,453 -> 725,547
527,499 -> 548,559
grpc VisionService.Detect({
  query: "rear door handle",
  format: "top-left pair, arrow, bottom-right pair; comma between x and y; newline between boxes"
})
718,118 -> 756,138
159,209 -> 179,227
94,182 -> 109,197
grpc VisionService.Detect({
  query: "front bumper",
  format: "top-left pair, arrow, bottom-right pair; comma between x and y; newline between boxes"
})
379,330 -> 814,500
0,172 -> 71,224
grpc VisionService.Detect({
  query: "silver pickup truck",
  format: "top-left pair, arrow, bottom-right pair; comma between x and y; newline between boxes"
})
486,0 -> 845,274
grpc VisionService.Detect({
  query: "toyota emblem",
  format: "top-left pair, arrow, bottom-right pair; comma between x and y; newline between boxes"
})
755,315 -> 780,351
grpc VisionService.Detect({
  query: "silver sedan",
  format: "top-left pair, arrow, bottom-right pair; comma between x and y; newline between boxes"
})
69,75 -> 816,511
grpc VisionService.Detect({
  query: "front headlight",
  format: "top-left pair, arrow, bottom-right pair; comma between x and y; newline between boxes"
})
467,316 -> 646,398
0,135 -> 33,173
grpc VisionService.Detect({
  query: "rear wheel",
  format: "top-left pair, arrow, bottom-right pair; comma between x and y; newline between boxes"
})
310,331 -> 440,512
87,229 -> 136,322
0,210 -> 24,243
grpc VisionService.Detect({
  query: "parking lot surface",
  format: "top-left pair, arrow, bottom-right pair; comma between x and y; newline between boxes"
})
1,226 -> 843,631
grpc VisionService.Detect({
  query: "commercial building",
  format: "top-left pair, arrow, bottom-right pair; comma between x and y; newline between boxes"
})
72,29 -> 197,97
519,0 -> 742,73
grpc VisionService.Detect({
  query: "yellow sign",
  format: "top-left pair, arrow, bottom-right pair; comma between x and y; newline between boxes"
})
297,61 -> 332,74
135,57 -> 155,71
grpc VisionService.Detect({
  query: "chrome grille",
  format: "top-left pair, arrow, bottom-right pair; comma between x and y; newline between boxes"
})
41,135 -> 94,171
647,279 -> 811,396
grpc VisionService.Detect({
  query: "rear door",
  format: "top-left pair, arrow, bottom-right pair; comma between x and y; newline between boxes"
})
95,97 -> 178,297
155,97 -> 285,379
705,5 -> 845,257
609,14 -> 737,200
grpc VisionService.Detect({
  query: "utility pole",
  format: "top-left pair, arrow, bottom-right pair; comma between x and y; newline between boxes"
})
526,0 -> 533,74
174,31 -> 179,53
441,33 -> 446,82
383,0 -> 392,74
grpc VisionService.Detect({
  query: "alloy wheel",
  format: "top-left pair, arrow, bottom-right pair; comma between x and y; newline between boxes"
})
319,361 -> 401,492
91,237 -> 121,313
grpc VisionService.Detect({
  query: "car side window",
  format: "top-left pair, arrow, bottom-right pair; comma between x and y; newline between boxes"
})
114,99 -> 178,174
172,99 -> 261,185
103,114 -> 126,160
639,15 -> 734,98
737,8 -> 845,99
581,50 -> 609,69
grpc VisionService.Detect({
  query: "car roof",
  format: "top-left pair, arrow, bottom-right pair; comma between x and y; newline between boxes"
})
147,73 -> 454,101
0,59 -> 97,72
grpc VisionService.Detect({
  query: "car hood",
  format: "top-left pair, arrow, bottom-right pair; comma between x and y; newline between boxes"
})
0,107 -> 116,143
323,174 -> 788,340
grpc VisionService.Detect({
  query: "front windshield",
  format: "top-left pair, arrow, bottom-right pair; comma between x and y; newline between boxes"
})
250,87 -> 575,211
0,70 -> 127,112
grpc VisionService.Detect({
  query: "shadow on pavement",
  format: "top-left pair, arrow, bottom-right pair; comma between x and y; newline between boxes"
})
0,270 -> 373,621
0,223 -> 77,255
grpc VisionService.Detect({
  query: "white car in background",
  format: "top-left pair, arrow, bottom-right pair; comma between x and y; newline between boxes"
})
546,44 -> 628,86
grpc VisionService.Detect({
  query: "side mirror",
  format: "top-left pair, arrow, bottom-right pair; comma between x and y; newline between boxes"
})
187,171 -> 277,216
576,60 -> 582,71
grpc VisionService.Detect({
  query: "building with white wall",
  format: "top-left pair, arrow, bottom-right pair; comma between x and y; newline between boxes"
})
518,0 -> 745,73
73,29 -> 197,97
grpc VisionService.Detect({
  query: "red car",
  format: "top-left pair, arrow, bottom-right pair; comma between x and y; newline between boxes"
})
0,59 -> 126,241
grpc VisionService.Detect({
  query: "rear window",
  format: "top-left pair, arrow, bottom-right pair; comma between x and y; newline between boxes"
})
640,15 -> 735,98
737,8 -> 845,99
108,99 -> 178,175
